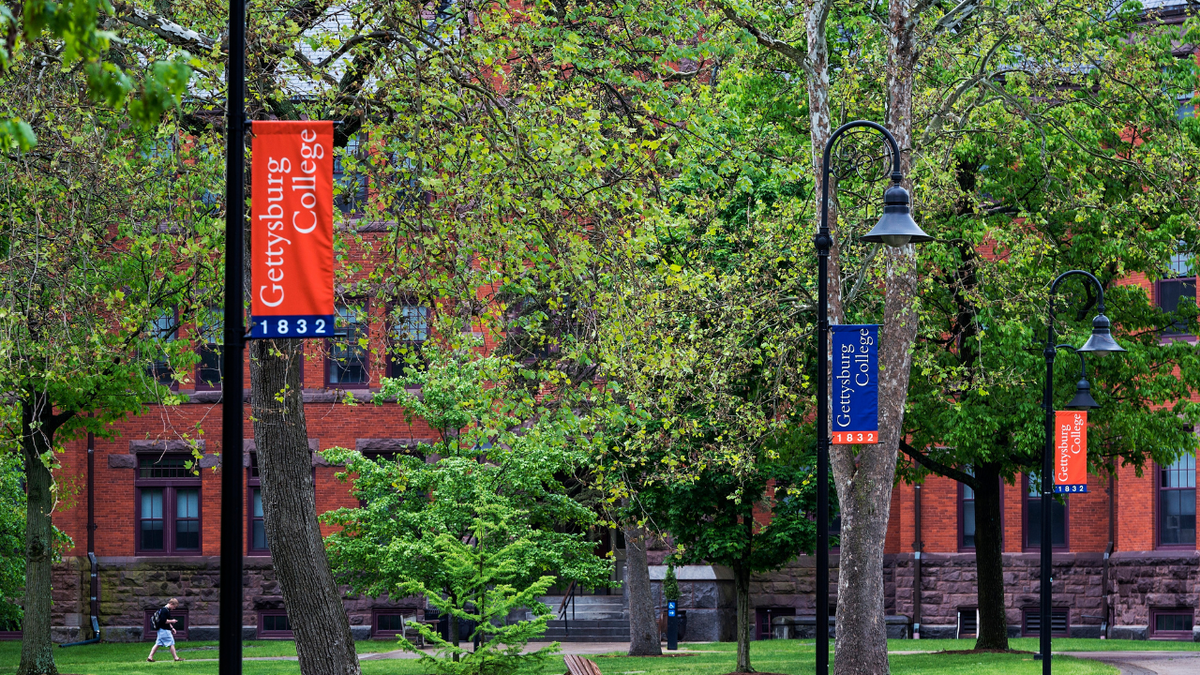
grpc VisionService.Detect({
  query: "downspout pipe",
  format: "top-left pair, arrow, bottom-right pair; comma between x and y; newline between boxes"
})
61,432 -> 101,648
912,483 -> 922,640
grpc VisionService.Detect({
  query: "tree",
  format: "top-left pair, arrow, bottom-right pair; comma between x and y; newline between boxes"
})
0,0 -> 190,149
321,346 -> 611,662
0,65 -> 215,674
1,452 -> 26,631
898,3 -> 1200,649
641,427 -> 819,673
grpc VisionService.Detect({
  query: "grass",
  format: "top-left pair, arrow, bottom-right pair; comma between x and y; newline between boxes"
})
888,637 -> 1200,652
0,638 -> 1155,675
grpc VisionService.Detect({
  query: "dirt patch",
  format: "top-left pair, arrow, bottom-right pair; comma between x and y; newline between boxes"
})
721,671 -> 791,675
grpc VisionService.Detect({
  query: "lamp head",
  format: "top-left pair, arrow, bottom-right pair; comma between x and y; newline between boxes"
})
1078,313 -> 1126,356
1066,377 -> 1101,410
860,184 -> 934,247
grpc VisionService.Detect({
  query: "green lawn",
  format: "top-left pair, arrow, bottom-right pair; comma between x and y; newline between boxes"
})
0,639 -> 1145,675
888,637 -> 1200,652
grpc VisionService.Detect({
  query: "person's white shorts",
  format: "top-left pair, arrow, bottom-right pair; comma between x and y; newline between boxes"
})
155,629 -> 175,647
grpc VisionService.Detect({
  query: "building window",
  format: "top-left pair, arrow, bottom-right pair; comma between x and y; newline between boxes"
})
258,611 -> 293,639
1150,610 -> 1195,640
147,310 -> 178,388
1024,472 -> 1067,550
1021,607 -> 1068,637
196,306 -> 223,390
373,612 -> 411,639
755,607 -> 794,640
957,607 -> 978,639
136,455 -> 202,555
334,134 -> 368,216
1158,454 -> 1196,548
387,299 -> 430,378
248,454 -> 268,555
1158,248 -> 1196,335
327,303 -> 369,387
959,469 -> 976,551
143,609 -> 188,641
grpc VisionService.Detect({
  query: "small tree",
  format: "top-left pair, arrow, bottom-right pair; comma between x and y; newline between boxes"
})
662,563 -> 679,603
400,506 -> 562,675
640,427 -> 820,673
322,346 -> 610,671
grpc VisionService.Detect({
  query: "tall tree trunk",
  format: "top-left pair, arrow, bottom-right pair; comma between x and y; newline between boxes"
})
249,339 -> 360,675
18,399 -> 59,675
734,564 -> 752,673
973,462 -> 1008,650
829,2 -> 922,673
624,526 -> 662,656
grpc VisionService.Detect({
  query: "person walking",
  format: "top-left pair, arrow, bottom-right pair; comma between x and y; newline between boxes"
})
147,598 -> 183,662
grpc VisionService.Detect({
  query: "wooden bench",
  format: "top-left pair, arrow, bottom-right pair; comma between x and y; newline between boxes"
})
564,655 -> 603,675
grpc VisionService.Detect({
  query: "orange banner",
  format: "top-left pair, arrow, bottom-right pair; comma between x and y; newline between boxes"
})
1054,410 -> 1088,493
250,121 -> 335,338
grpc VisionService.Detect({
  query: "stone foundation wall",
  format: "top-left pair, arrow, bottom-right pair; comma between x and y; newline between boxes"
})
50,556 -> 422,643
749,551 -> 1198,641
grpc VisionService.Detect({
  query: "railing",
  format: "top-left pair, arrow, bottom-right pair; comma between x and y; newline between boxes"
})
557,580 -> 577,638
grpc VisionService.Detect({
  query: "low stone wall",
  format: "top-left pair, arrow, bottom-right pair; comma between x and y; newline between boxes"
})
50,556 -> 422,643
646,565 -> 736,642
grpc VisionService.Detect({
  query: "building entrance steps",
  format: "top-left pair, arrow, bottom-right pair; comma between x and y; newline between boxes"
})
539,594 -> 626,621
543,619 -> 632,642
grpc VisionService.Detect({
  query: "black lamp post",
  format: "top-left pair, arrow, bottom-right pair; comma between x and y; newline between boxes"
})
220,0 -> 246,671
1036,271 -> 1124,674
814,121 -> 932,674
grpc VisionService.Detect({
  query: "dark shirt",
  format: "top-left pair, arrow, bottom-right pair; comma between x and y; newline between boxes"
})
156,607 -> 173,629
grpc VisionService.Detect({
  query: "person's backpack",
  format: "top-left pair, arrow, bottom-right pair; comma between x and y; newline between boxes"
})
151,608 -> 166,631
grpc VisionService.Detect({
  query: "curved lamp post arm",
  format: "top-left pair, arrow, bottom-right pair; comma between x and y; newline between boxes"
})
817,121 -> 903,246
1055,344 -> 1087,380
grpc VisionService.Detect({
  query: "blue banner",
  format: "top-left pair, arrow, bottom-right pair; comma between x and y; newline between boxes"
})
831,325 -> 879,444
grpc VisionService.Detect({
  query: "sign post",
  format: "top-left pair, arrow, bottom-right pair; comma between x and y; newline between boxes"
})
1054,411 -> 1088,493
666,600 -> 678,651
830,325 -> 879,445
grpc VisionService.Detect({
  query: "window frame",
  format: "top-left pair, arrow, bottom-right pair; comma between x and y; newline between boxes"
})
143,608 -> 189,641
1021,607 -> 1069,637
372,610 -> 412,639
1022,473 -> 1069,552
958,475 -> 976,552
134,455 -> 203,556
147,308 -> 180,391
257,611 -> 294,639
333,134 -> 369,217
247,454 -> 269,556
195,306 -> 224,391
1149,609 -> 1195,641
956,607 -> 979,639
326,301 -> 371,389
1155,455 -> 1197,550
386,298 -> 431,379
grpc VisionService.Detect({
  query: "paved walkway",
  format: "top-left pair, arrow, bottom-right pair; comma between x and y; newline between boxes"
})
1063,651 -> 1200,675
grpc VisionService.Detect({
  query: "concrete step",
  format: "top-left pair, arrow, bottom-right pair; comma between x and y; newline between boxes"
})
544,619 -> 631,642
540,595 -> 625,621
